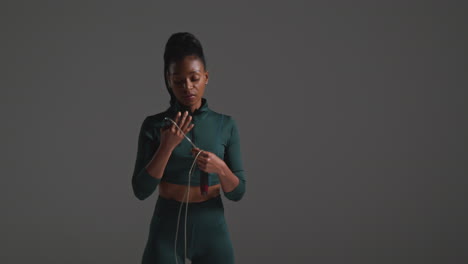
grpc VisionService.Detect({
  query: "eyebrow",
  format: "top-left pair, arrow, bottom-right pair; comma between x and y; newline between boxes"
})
172,70 -> 201,75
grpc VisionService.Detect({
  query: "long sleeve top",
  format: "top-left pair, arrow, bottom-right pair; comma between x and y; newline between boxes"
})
131,97 -> 246,202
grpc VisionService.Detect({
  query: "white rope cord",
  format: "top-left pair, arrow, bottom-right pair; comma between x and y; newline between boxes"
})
163,116 -> 204,264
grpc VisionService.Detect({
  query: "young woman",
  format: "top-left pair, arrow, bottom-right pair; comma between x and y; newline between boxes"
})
131,32 -> 246,264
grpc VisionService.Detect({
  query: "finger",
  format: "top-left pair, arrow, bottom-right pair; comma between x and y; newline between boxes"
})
177,111 -> 188,135
192,147 -> 201,153
172,111 -> 181,133
181,115 -> 192,132
196,159 -> 206,167
180,114 -> 192,133
188,123 -> 195,132
173,111 -> 181,122
195,150 -> 206,157
193,149 -> 203,157
185,124 -> 194,136
197,160 -> 206,170
196,155 -> 210,163
192,146 -> 201,156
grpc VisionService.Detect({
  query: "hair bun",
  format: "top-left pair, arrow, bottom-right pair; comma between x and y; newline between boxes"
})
164,32 -> 204,60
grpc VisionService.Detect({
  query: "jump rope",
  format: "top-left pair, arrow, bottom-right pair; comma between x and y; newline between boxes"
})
163,116 -> 207,264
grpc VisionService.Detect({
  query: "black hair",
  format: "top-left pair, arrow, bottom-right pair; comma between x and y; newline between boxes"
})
163,32 -> 207,106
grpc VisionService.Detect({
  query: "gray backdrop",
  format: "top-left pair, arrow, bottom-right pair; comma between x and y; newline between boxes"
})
1,1 -> 467,264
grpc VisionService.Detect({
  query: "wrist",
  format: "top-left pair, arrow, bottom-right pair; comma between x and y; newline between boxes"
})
217,161 -> 228,177
158,142 -> 174,153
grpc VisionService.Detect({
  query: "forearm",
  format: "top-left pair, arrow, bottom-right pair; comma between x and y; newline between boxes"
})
146,143 -> 174,180
218,162 -> 245,201
218,162 -> 240,192
132,143 -> 173,200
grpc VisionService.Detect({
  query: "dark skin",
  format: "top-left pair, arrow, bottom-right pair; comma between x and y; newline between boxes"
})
153,55 -> 240,202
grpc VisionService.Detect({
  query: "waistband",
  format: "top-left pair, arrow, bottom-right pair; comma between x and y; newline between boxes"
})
155,194 -> 224,211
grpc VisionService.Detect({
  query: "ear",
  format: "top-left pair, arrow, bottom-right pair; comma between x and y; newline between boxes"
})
165,71 -> 170,81
205,70 -> 209,84
165,72 -> 173,88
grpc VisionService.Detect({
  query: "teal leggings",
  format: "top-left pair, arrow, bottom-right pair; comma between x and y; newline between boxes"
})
142,194 -> 235,264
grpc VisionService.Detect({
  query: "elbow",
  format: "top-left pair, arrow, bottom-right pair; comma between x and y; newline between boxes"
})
223,179 -> 246,202
225,193 -> 245,202
134,192 -> 149,201
133,190 -> 150,201
132,181 -> 151,201
131,168 -> 160,201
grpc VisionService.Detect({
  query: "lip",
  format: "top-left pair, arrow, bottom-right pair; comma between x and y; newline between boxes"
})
183,94 -> 196,100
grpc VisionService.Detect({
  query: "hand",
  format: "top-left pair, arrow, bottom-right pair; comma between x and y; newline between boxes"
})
191,147 -> 225,175
160,111 -> 194,150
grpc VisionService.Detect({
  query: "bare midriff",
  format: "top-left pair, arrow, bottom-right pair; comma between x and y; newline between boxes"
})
159,180 -> 221,203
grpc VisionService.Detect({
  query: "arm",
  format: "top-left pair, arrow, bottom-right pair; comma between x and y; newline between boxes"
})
131,117 -> 173,200
220,117 -> 246,202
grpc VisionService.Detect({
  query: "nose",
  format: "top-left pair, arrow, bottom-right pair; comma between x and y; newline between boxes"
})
183,79 -> 194,90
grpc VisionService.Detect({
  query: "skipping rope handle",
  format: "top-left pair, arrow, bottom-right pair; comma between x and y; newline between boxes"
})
200,171 -> 209,195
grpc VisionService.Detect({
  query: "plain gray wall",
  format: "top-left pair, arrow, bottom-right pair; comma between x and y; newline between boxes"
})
1,1 -> 467,263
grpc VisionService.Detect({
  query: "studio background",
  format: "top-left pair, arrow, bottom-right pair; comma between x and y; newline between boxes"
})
1,1 -> 467,264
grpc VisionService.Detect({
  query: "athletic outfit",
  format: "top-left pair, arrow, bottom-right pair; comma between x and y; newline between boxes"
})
131,97 -> 246,263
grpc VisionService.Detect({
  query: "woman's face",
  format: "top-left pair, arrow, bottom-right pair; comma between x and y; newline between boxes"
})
167,55 -> 209,108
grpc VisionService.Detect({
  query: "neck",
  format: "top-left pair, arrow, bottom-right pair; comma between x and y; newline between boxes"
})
188,99 -> 202,113
176,98 -> 202,114
170,97 -> 208,117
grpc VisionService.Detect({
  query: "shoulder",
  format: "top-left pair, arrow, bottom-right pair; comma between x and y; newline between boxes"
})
136,111 -> 170,138
136,111 -> 171,140
209,109 -> 237,128
143,110 -> 171,128
209,111 -> 241,141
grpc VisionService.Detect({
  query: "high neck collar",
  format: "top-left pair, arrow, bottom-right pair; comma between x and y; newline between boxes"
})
168,97 -> 210,117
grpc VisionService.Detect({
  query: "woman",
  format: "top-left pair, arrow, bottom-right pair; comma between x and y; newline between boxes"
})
131,32 -> 246,264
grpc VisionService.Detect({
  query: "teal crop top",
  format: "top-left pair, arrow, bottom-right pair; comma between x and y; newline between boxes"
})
131,97 -> 246,202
